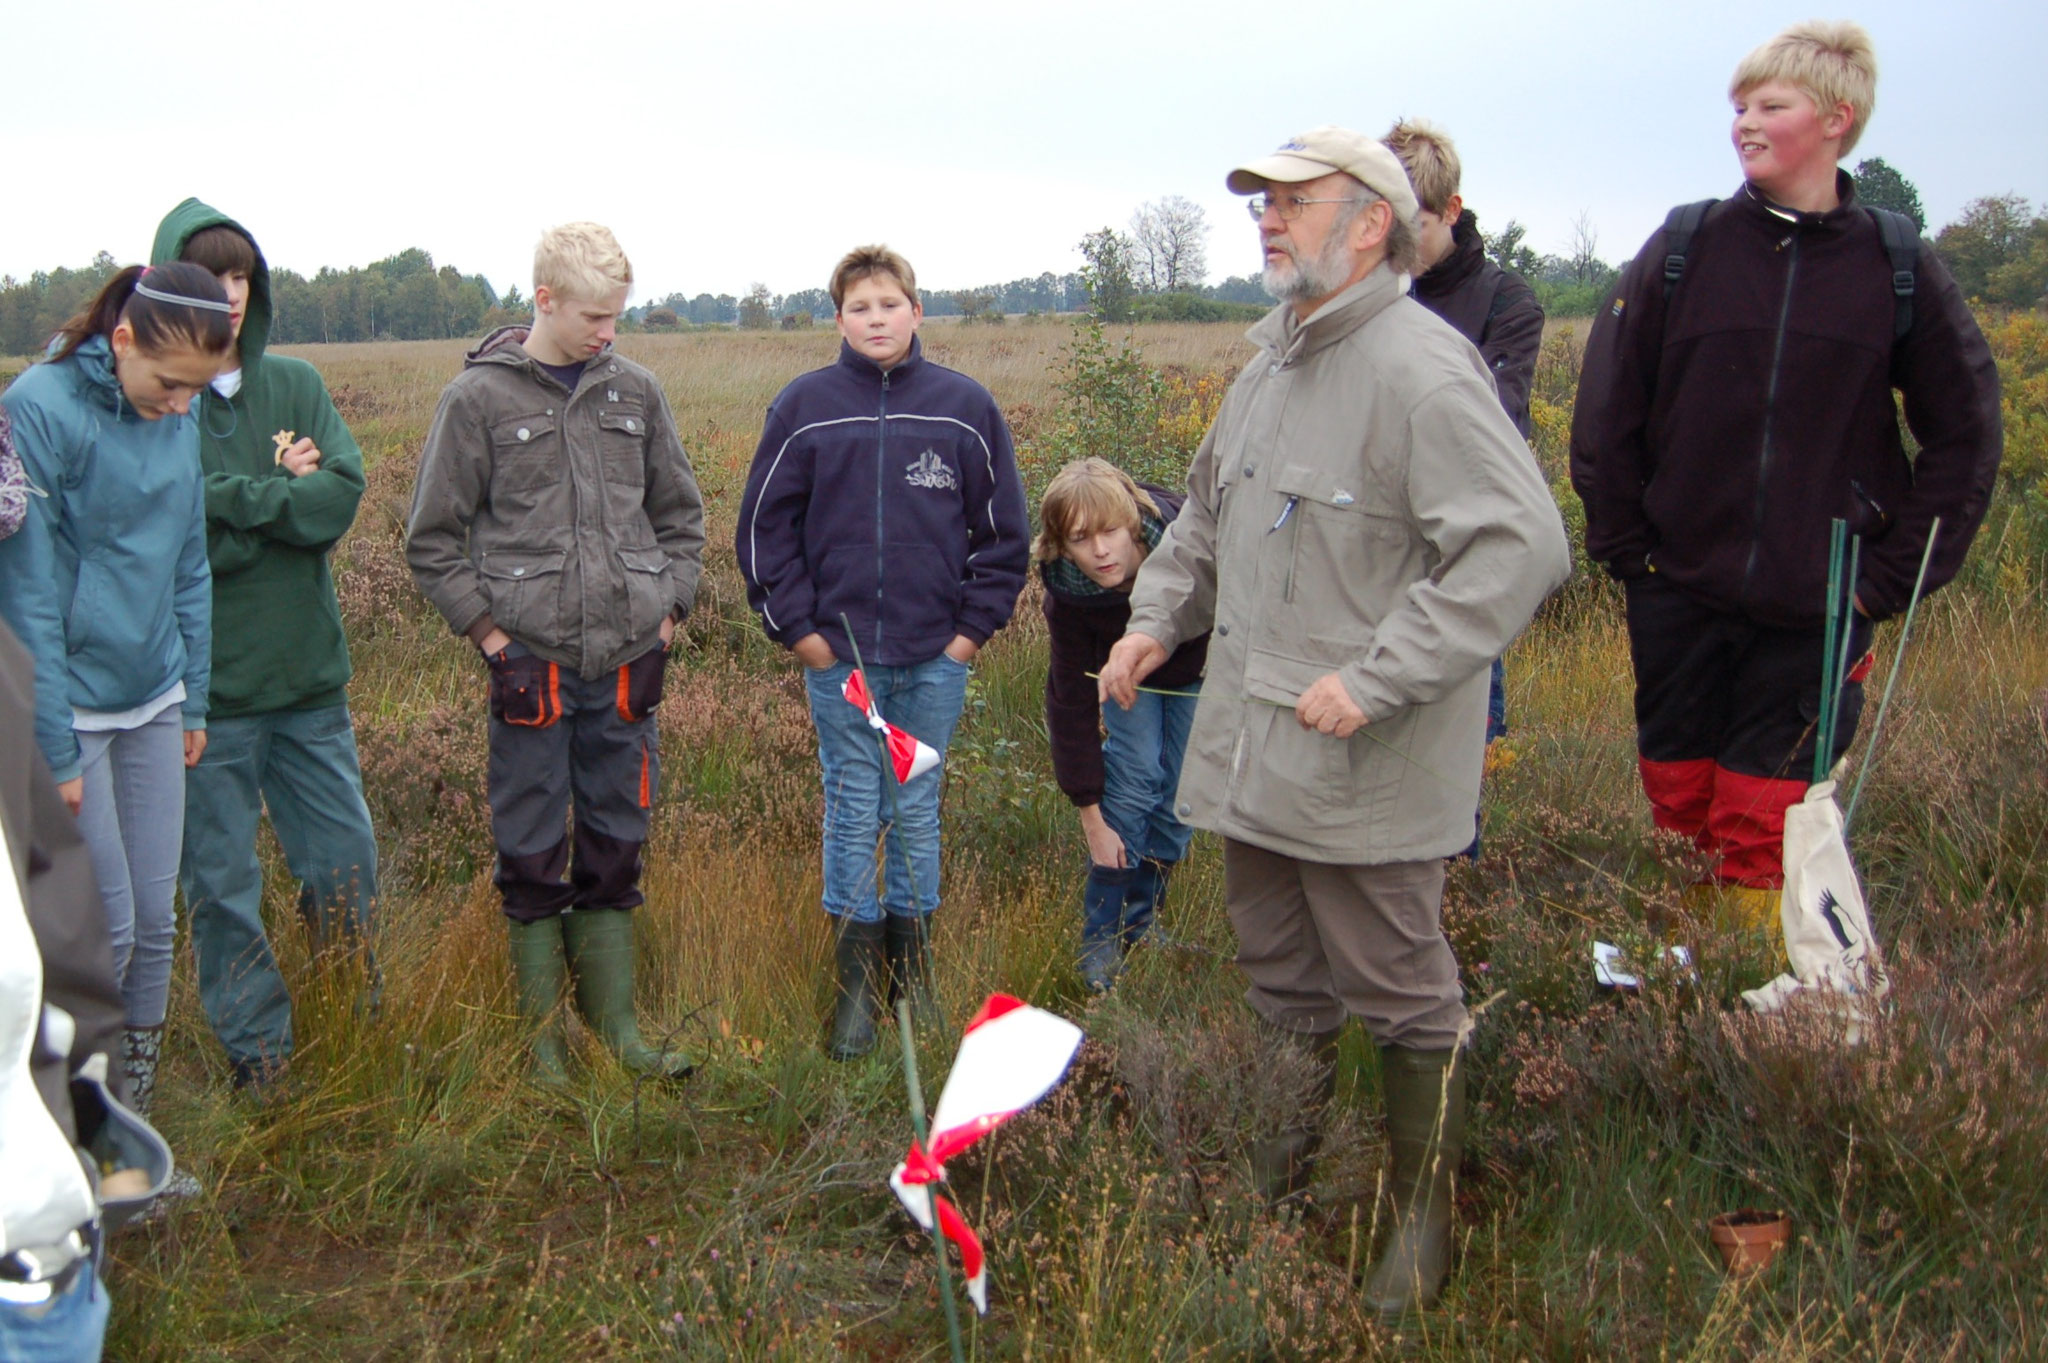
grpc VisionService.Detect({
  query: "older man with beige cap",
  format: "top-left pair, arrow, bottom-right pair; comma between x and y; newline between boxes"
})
1100,125 -> 1570,1314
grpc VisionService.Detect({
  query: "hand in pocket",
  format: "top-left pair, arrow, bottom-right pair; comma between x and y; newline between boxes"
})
617,644 -> 667,722
489,647 -> 560,727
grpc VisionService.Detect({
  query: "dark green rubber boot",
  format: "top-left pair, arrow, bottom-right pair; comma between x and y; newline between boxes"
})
829,916 -> 887,1060
560,910 -> 693,1080
1363,1046 -> 1465,1314
507,917 -> 571,1087
1247,1024 -> 1342,1205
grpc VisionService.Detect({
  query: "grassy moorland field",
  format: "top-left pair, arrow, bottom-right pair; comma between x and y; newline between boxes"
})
90,314 -> 2048,1360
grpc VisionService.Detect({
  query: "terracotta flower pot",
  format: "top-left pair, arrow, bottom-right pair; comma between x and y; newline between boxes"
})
1707,1208 -> 1790,1274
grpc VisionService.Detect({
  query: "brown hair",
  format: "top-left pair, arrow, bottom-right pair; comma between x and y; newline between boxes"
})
51,262 -> 233,365
1382,118 -> 1462,215
1034,458 -> 1160,563
179,225 -> 258,279
1730,20 -> 1878,156
830,245 -> 919,310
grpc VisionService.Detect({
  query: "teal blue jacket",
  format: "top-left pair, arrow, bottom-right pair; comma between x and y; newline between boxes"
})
0,336 -> 212,783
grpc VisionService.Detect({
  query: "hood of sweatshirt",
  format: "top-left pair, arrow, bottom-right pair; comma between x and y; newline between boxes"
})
150,198 -> 272,372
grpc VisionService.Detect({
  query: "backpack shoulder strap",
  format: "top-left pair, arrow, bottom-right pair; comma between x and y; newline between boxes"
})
1660,199 -> 1718,302
1865,206 -> 1919,341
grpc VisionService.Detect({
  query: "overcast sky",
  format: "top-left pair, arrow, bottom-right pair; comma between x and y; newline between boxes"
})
4,0 -> 2043,302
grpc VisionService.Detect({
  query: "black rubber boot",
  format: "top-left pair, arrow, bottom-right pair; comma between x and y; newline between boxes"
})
561,910 -> 693,1080
507,917 -> 572,1086
829,916 -> 887,1060
884,913 -> 939,1022
1363,1046 -> 1466,1315
1247,1023 -> 1342,1204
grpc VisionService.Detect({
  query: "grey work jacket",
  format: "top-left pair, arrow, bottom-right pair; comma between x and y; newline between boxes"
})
1126,267 -> 1571,864
406,328 -> 705,678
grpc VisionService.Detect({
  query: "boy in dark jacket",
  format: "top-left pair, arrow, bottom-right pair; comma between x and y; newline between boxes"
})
737,245 -> 1028,1059
408,223 -> 704,1084
154,200 -> 378,1092
1037,459 -> 1207,991
1385,120 -> 1545,858
1570,21 -> 2001,924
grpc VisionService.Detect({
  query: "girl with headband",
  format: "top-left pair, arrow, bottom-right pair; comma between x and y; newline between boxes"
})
0,261 -> 233,1123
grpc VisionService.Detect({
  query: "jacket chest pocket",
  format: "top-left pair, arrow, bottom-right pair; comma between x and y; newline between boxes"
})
599,406 -> 648,487
479,548 -> 567,645
1267,462 -> 1412,640
490,414 -> 561,493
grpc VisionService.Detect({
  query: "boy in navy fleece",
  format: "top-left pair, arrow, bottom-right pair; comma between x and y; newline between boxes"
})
737,245 -> 1027,1059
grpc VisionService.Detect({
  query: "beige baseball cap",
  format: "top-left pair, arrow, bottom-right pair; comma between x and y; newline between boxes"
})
1226,125 -> 1420,223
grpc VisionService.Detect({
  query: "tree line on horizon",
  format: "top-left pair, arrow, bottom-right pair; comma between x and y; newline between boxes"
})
3,161 -> 2041,355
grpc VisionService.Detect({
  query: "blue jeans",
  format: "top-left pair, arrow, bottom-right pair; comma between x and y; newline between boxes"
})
0,1270 -> 108,1363
804,656 -> 970,924
1099,686 -> 1199,867
75,707 -> 185,1029
179,703 -> 379,1070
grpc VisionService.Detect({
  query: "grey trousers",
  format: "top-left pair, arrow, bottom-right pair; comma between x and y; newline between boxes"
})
1223,838 -> 1468,1049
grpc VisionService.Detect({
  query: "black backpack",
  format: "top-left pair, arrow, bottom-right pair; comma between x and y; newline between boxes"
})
1659,198 -> 1920,341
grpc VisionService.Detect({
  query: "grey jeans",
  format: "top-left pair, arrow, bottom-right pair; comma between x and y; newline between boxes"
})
75,706 -> 187,1028
1223,837 -> 1468,1049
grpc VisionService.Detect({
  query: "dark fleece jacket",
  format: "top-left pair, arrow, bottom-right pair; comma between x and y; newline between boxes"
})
1569,174 -> 2001,626
1411,210 -> 1543,436
737,337 -> 1028,667
151,199 -> 366,717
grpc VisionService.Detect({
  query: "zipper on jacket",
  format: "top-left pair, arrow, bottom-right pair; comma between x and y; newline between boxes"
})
1742,233 -> 1801,592
874,371 -> 890,655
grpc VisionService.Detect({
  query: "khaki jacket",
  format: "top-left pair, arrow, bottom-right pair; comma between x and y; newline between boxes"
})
406,328 -> 705,679
1127,268 -> 1570,864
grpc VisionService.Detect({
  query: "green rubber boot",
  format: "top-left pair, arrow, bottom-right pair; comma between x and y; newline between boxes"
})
1363,1046 -> 1465,1314
560,910 -> 693,1080
1247,1024 -> 1341,1205
828,916 -> 887,1060
507,917 -> 571,1087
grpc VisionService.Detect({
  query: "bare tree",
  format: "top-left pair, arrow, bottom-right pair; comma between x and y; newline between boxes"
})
1568,211 -> 1602,285
1130,196 -> 1210,293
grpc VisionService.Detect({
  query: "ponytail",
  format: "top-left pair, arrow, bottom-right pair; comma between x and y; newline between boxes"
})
51,262 -> 233,365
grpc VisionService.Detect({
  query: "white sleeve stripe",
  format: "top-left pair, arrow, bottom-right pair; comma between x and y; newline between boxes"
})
744,416 -> 880,632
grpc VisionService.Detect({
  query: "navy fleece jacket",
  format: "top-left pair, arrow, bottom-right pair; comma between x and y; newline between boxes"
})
737,337 -> 1028,666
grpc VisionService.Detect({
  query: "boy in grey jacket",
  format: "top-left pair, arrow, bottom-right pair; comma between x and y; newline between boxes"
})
407,223 -> 703,1084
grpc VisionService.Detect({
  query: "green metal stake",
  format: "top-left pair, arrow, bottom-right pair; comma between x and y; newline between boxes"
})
897,996 -> 968,1363
1815,520 -> 1847,784
1846,520 -> 1942,832
1824,533 -> 1863,777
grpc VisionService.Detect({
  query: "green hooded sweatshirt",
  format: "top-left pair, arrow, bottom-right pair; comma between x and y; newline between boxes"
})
151,199 -> 365,718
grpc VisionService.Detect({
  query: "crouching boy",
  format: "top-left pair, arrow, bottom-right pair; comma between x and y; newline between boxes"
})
1036,459 -> 1207,992
407,223 -> 704,1083
737,246 -> 1028,1060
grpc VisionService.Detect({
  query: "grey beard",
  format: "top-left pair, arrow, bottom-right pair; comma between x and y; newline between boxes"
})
1262,234 -> 1354,302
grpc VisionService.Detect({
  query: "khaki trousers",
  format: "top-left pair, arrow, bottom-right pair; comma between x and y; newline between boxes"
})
1224,838 -> 1468,1049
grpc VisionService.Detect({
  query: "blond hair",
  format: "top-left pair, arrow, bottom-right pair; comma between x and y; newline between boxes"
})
830,245 -> 919,310
533,222 -> 633,301
1730,20 -> 1878,156
1382,118 -> 1462,215
1034,459 -> 1161,563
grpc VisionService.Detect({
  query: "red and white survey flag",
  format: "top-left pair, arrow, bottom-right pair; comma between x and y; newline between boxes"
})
843,668 -> 941,784
889,995 -> 1085,1314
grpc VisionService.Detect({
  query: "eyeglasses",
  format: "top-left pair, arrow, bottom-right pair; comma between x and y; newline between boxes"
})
1246,193 -> 1357,222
